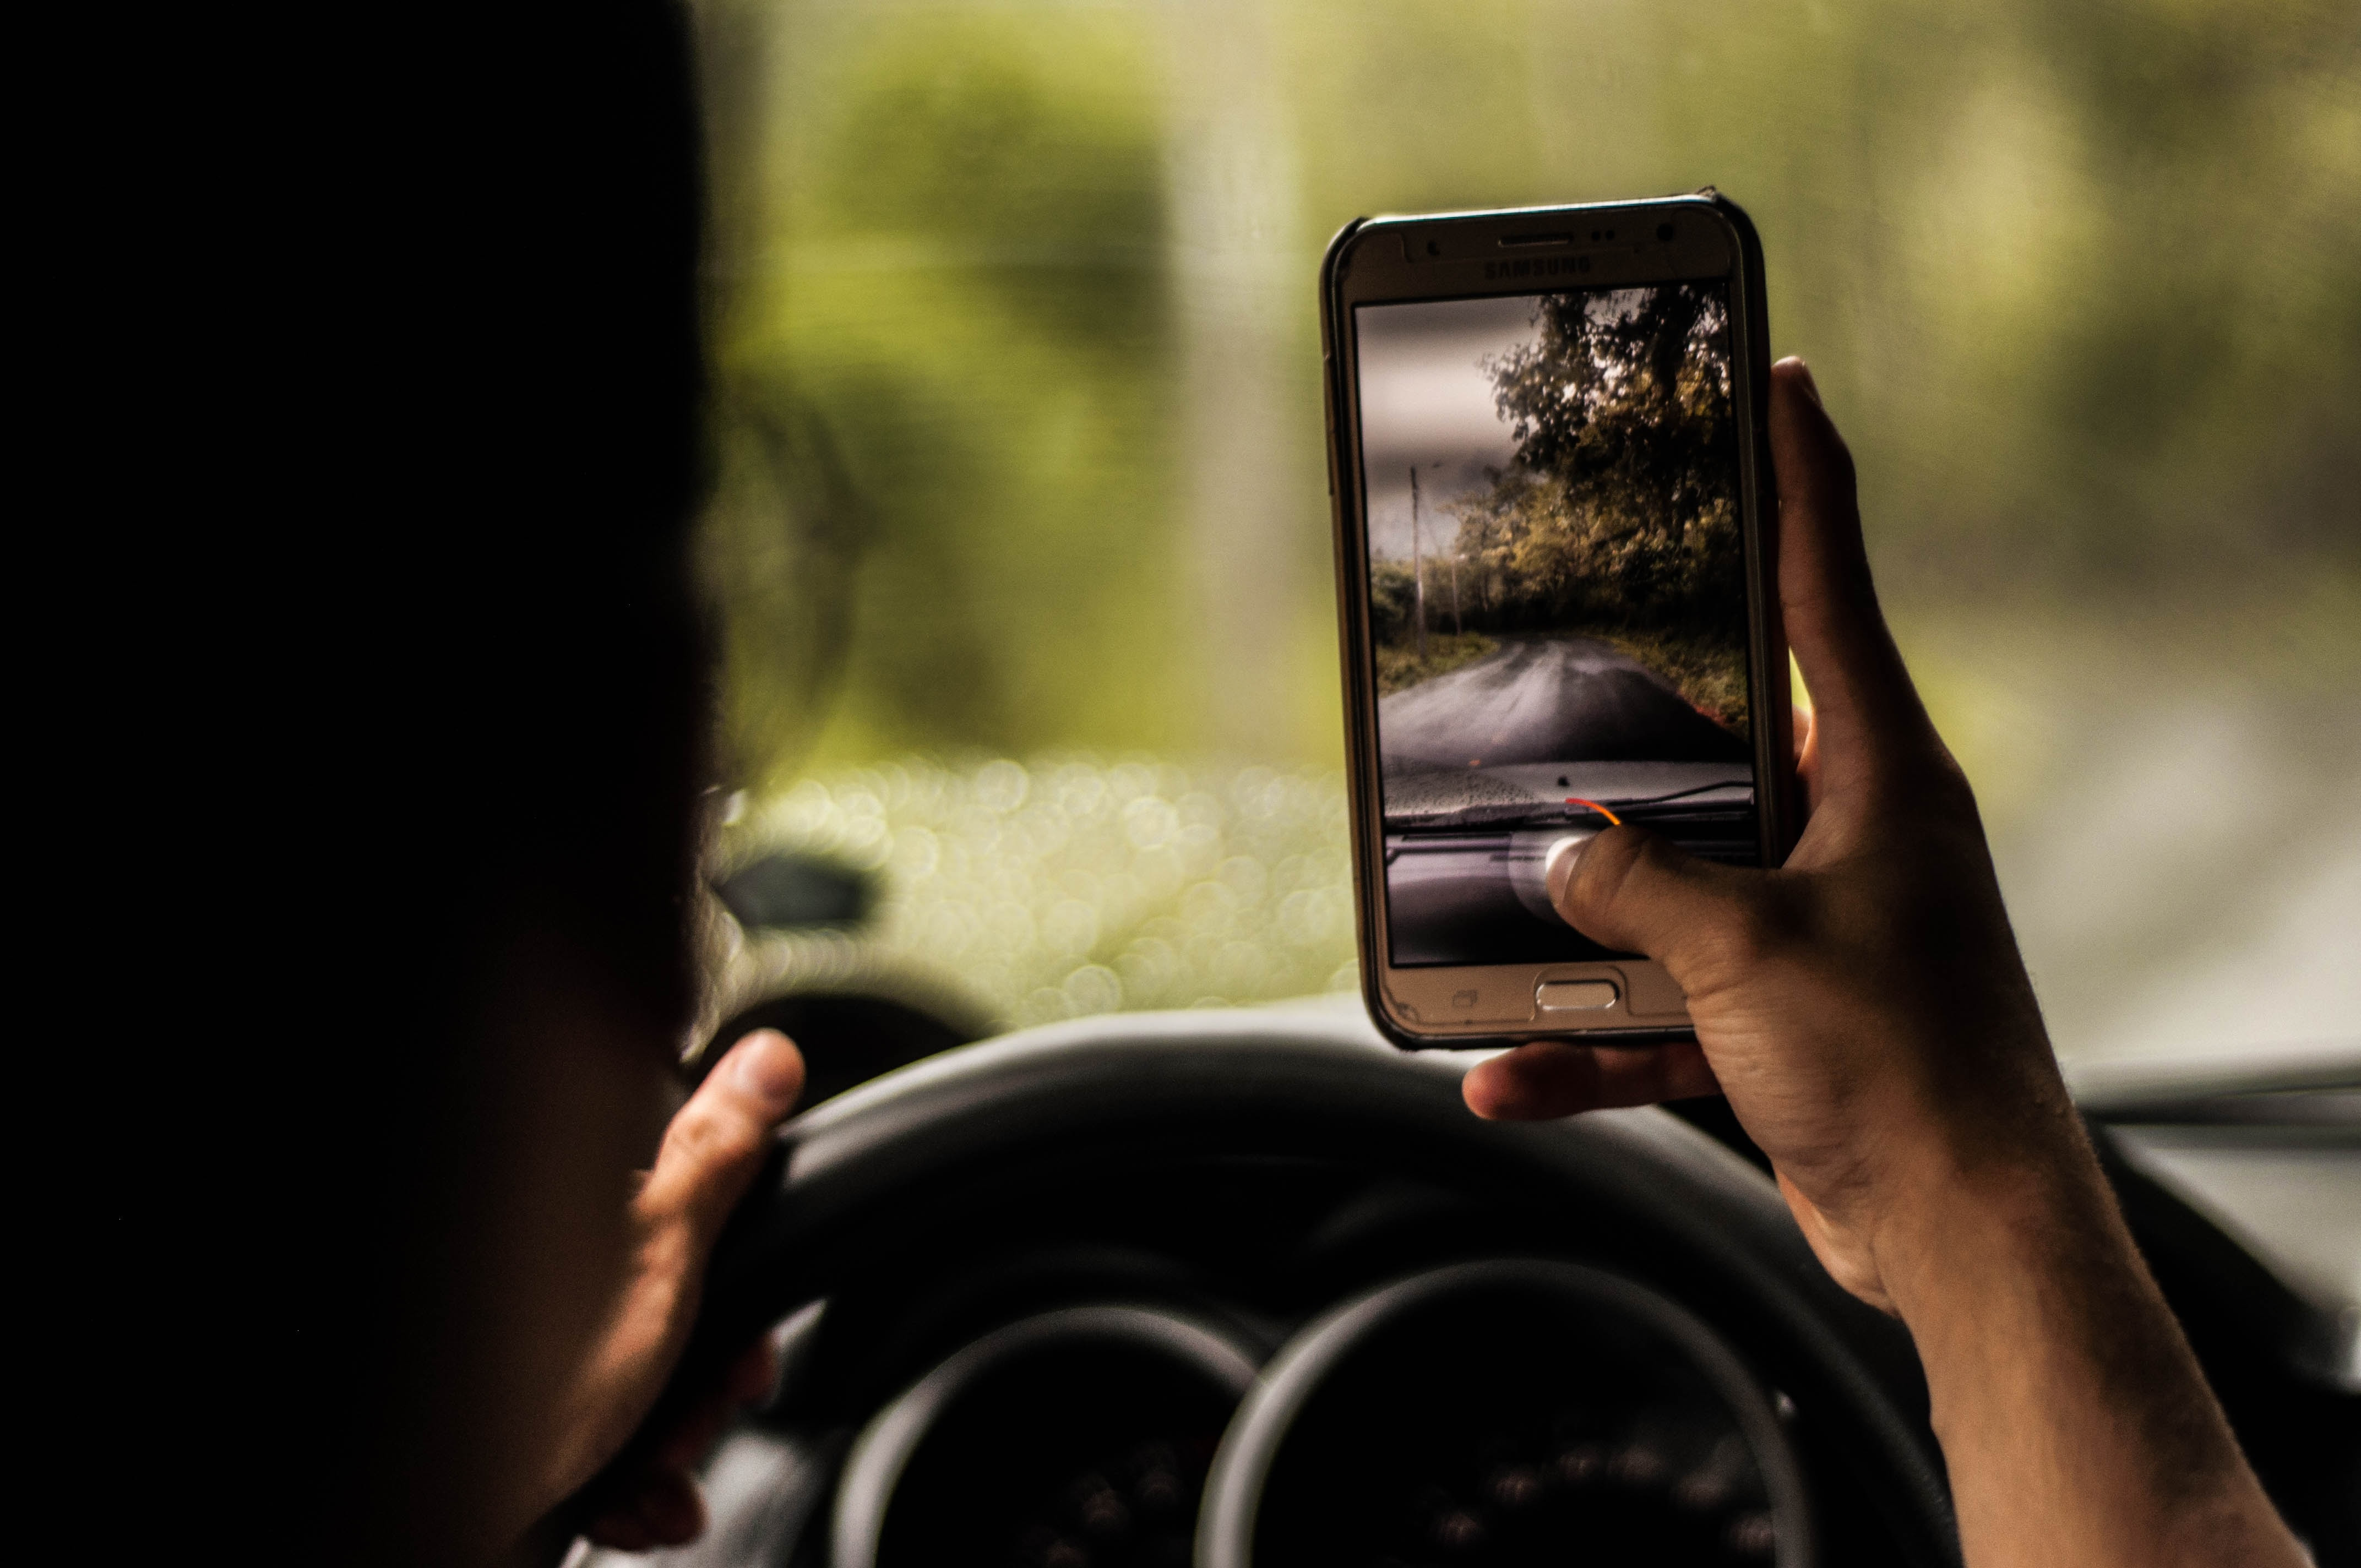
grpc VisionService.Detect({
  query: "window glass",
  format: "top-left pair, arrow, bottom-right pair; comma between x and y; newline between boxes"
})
692,0 -> 2360,1065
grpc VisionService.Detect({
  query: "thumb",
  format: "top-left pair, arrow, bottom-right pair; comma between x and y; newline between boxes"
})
1552,825 -> 1756,981
536,1030 -> 807,1522
638,1029 -> 806,1249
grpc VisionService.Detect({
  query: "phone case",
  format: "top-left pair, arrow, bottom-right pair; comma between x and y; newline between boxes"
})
1320,192 -> 1793,1050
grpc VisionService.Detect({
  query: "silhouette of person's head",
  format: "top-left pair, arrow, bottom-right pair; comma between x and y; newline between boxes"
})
242,8 -> 717,1559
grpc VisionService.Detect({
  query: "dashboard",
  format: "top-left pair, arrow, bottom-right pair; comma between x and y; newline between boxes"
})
573,1008 -> 2358,1568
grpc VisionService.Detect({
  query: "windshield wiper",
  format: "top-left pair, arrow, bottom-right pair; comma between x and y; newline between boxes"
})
1386,777 -> 1750,832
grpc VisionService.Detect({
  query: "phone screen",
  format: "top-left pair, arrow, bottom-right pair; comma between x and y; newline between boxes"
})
1353,281 -> 1758,967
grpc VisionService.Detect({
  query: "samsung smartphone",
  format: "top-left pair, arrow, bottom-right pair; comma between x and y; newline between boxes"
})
1320,193 -> 1793,1048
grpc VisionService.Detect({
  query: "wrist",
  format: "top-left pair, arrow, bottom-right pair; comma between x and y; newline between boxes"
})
1845,1030 -> 2102,1314
1868,1110 -> 2110,1328
1865,1120 -> 2294,1566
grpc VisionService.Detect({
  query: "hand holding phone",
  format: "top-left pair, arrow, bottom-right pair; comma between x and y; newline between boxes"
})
1321,194 -> 1792,1046
1467,355 -> 2312,1568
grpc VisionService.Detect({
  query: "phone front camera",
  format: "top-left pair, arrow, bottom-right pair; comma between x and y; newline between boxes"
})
1426,239 -> 1440,257
1656,222 -> 1675,241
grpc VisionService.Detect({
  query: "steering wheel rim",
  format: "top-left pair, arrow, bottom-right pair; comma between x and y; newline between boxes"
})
658,1006 -> 1962,1566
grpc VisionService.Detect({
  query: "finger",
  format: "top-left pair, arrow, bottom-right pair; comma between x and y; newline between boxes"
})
583,1471 -> 692,1553
656,1389 -> 738,1471
1552,825 -> 1756,977
584,1469 -> 705,1551
725,1334 -> 780,1409
640,1468 -> 708,1546
584,1506 -> 657,1553
627,1335 -> 778,1495
638,1029 -> 805,1248
1465,1039 -> 1718,1121
606,1467 -> 705,1549
1768,359 -> 1926,759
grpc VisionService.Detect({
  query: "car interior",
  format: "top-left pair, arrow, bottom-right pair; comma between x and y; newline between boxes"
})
555,1 -> 2358,1562
568,995 -> 2355,1568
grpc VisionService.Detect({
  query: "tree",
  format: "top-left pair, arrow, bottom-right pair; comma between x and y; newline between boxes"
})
1449,284 -> 1745,633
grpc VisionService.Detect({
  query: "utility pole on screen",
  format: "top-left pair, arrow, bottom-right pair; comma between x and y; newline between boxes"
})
1449,536 -> 1462,635
1409,465 -> 1427,661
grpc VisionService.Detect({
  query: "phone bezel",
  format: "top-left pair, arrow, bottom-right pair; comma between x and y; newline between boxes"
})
1319,193 -> 1794,1050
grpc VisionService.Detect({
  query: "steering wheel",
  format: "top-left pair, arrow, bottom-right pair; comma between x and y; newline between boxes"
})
645,1007 -> 1962,1566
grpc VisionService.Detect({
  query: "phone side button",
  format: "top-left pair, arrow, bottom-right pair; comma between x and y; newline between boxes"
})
1535,980 -> 1619,1012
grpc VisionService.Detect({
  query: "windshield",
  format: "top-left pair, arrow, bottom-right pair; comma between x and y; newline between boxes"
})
689,0 -> 2358,1069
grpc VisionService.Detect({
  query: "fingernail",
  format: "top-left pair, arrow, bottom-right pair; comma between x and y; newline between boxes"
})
732,1030 -> 803,1110
1789,357 -> 1824,407
1544,834 -> 1591,909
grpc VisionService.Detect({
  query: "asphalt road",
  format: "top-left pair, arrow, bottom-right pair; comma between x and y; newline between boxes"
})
1379,634 -> 1748,771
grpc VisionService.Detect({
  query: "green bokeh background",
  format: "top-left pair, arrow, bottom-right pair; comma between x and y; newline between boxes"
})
688,0 -> 2359,1063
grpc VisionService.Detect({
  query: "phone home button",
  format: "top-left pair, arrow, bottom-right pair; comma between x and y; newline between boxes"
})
1535,979 -> 1619,1012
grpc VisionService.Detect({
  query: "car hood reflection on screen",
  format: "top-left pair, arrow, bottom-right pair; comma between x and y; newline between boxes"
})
1379,760 -> 1752,832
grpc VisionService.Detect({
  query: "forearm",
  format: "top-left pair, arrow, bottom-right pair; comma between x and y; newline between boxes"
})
1881,1138 -> 2303,1568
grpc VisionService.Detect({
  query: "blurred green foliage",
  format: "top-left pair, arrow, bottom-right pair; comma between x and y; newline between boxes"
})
685,0 -> 2359,1054
694,0 -> 2358,792
705,756 -> 1358,1035
701,6 -> 1181,785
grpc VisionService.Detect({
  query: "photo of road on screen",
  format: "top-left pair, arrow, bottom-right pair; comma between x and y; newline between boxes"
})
1356,282 -> 1759,966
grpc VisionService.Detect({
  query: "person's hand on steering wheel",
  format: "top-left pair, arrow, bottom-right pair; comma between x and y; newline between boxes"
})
1464,359 -> 2303,1568
529,1028 -> 807,1553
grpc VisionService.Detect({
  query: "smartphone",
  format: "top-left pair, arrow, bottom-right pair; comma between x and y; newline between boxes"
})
1320,193 -> 1793,1048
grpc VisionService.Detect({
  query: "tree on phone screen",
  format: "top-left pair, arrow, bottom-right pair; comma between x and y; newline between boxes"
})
1444,284 -> 1749,732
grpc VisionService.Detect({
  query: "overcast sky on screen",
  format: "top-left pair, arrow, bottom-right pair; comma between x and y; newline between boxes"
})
1354,295 -> 1537,561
